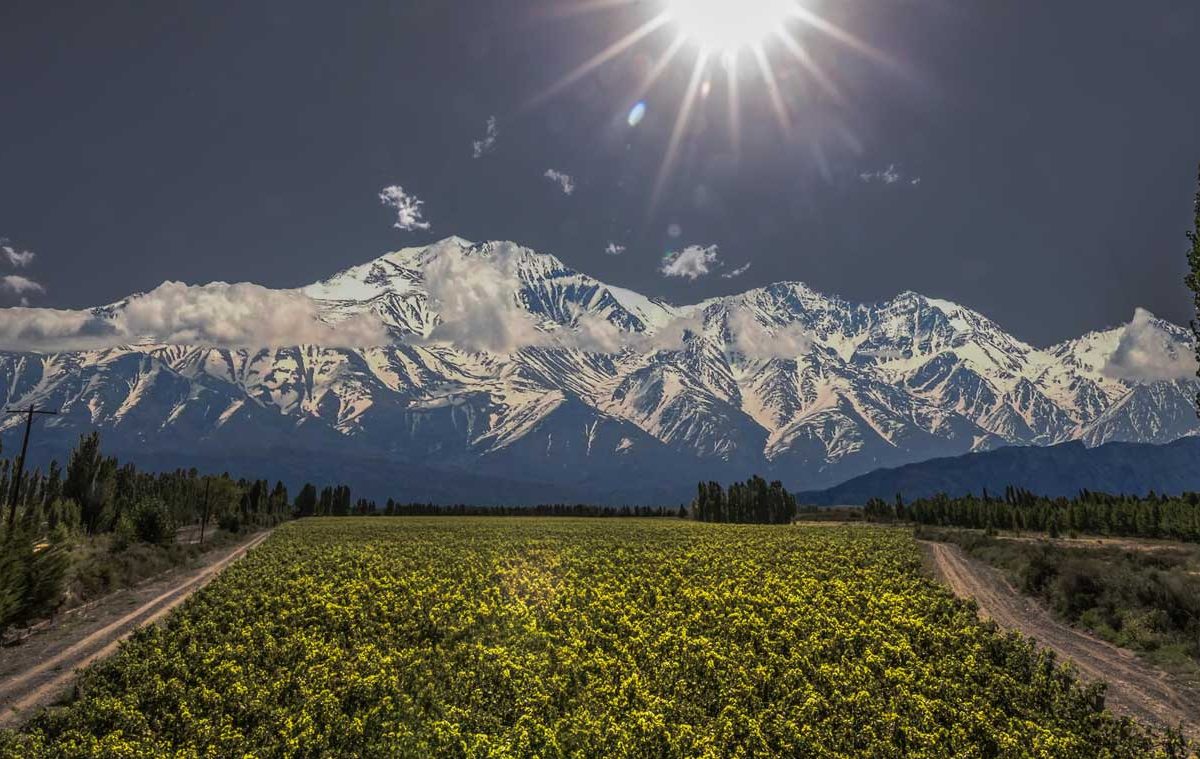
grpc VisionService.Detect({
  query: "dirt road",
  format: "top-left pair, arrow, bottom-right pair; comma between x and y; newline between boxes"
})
923,539 -> 1200,736
0,530 -> 271,728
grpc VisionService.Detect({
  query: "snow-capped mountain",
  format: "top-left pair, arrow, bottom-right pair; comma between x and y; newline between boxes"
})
0,237 -> 1196,504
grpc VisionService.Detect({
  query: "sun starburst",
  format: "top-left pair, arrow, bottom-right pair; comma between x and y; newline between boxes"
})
527,0 -> 898,212
664,0 -> 796,52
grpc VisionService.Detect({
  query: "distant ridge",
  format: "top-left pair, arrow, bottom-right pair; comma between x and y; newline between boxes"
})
797,436 -> 1200,505
2,236 -> 1198,502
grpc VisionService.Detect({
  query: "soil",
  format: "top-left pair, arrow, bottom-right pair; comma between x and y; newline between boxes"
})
0,530 -> 271,728
922,539 -> 1200,737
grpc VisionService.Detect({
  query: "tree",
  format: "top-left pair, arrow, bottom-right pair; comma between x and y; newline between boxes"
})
689,477 -> 798,524
269,481 -> 289,519
295,483 -> 318,518
63,432 -> 115,534
1185,163 -> 1200,415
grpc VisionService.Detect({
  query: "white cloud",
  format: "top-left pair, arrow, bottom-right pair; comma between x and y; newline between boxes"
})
1,274 -> 44,295
566,311 -> 629,353
379,185 -> 431,231
1103,308 -> 1197,382
2,244 -> 35,268
0,281 -> 390,352
418,243 -> 551,354
728,308 -> 813,360
414,242 -> 694,355
722,262 -> 752,279
1,240 -> 43,303
660,245 -> 719,280
860,164 -> 919,186
472,116 -> 498,158
605,242 -> 626,256
544,169 -> 575,195
0,307 -> 104,351
639,313 -> 705,352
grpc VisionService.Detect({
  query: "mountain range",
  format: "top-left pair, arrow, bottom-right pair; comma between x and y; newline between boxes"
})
1,237 -> 1196,504
798,436 -> 1200,505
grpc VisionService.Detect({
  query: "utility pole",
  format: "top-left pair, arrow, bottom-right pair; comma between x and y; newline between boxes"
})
4,404 -> 59,531
198,478 -> 212,546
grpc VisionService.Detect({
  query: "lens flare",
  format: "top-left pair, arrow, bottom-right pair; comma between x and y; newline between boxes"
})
528,0 -> 904,213
627,101 -> 646,126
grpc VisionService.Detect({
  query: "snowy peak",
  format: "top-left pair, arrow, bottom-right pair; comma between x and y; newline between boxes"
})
1,237 -> 1196,500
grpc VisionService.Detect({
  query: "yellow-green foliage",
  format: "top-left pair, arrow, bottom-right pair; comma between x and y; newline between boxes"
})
1,519 -> 1165,757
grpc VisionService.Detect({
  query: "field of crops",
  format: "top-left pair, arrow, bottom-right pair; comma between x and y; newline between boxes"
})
0,518 -> 1166,757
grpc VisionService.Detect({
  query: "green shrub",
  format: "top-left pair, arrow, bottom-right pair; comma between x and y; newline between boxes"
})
130,498 -> 175,546
0,527 -> 71,633
0,532 -> 28,631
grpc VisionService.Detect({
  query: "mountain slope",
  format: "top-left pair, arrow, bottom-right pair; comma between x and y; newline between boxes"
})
797,436 -> 1200,505
1,237 -> 1196,503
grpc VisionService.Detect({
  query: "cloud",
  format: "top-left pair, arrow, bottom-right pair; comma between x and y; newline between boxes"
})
0,307 -> 107,351
2,244 -> 35,268
0,281 -> 390,352
1102,308 -> 1197,382
418,243 -> 552,353
566,311 -> 629,353
605,242 -> 626,256
1,240 -> 43,304
544,169 -> 575,195
2,274 -> 45,295
472,116 -> 498,158
660,245 -> 719,280
860,164 -> 919,186
728,307 -> 813,360
722,262 -> 752,279
639,313 -> 705,352
379,185 -> 431,231
414,242 -> 692,355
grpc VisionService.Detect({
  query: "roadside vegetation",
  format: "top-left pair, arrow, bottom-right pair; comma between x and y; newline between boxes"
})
1,433 -> 291,638
865,488 -> 1200,542
918,526 -> 1200,686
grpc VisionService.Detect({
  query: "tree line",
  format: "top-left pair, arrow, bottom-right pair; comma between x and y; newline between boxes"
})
1,432 -> 298,633
864,486 -> 1200,542
690,476 -> 798,524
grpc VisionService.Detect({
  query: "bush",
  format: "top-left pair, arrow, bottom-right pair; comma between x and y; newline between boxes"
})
130,498 -> 175,546
0,527 -> 71,634
0,533 -> 28,631
217,513 -> 241,533
24,540 -> 70,621
109,517 -> 135,553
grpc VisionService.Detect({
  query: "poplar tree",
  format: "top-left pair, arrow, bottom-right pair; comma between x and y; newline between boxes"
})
1185,163 -> 1200,414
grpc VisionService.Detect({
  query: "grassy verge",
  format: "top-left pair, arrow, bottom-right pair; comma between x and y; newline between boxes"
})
2,527 -> 248,643
61,528 -> 243,610
919,526 -> 1200,686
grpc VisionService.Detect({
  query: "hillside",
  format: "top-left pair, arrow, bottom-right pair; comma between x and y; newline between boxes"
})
2,237 -> 1197,503
799,435 -> 1200,505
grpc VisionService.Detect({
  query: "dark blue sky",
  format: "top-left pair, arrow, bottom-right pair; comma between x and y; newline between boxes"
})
1,0 -> 1197,344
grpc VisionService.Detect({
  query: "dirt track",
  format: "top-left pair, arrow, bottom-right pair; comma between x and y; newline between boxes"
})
923,539 -> 1200,736
0,530 -> 271,728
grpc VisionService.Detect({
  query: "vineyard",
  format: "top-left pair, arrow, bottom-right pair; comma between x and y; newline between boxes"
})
0,519 -> 1174,757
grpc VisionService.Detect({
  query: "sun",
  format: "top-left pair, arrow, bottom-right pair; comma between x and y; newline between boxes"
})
525,0 -> 897,212
664,0 -> 796,52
